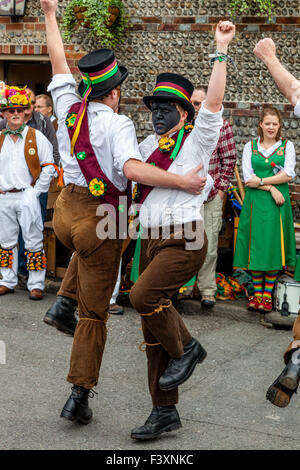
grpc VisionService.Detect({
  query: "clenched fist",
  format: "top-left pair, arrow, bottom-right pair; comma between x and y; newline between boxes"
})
254,38 -> 277,63
40,0 -> 58,14
215,20 -> 236,46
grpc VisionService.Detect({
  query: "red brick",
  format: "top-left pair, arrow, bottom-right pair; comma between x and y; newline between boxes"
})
174,17 -> 195,24
70,66 -> 79,74
208,16 -> 230,23
260,25 -> 282,32
141,17 -> 162,23
291,193 -> 300,201
129,24 -> 146,31
35,23 -> 46,30
66,52 -> 85,60
276,16 -> 300,24
241,16 -> 267,23
224,102 -> 237,109
25,24 -> 35,30
41,45 -> 48,54
28,46 -> 34,54
6,24 -> 23,30
23,17 -> 38,22
158,24 -> 179,31
191,24 -> 212,31
0,18 -> 10,23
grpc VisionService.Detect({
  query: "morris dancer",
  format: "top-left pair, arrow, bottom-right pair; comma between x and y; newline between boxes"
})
0,84 -> 55,300
129,21 -> 235,440
41,0 -> 207,425
254,37 -> 300,408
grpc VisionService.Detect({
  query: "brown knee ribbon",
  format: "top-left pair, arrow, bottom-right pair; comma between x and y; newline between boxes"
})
138,341 -> 161,352
139,299 -> 172,317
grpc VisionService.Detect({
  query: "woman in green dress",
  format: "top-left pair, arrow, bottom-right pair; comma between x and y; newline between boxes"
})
233,106 -> 297,312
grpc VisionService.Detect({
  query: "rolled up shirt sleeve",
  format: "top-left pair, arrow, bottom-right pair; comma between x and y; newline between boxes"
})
111,115 -> 142,176
283,140 -> 296,178
294,99 -> 300,118
47,74 -> 80,123
242,141 -> 254,182
34,130 -> 55,197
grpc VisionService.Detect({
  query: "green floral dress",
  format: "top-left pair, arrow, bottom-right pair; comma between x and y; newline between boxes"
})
233,139 -> 296,271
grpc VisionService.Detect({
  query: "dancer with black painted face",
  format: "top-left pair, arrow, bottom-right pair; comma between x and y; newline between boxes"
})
129,20 -> 235,440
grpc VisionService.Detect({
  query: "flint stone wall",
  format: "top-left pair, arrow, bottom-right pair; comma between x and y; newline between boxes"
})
0,0 -> 299,215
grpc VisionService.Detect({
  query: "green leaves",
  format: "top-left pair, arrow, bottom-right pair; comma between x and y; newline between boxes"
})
61,0 -> 127,48
229,0 -> 273,19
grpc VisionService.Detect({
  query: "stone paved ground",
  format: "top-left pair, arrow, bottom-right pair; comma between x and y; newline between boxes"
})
0,289 -> 300,450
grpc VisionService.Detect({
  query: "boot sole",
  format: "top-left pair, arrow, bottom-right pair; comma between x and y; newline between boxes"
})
131,421 -> 182,440
43,313 -> 75,336
266,385 -> 291,408
60,408 -> 92,425
159,347 -> 207,391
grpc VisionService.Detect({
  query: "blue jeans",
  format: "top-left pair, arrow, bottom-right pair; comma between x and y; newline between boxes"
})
18,192 -> 48,276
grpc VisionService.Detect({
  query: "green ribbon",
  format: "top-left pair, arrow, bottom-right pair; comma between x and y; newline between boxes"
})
4,123 -> 26,138
170,126 -> 185,161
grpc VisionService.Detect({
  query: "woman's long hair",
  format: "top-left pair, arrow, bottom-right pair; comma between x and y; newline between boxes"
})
258,106 -> 282,142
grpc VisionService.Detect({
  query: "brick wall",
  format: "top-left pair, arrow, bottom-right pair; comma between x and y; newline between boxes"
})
0,0 -> 299,218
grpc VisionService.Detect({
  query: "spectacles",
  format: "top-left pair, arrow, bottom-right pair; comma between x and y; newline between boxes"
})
7,108 -> 24,114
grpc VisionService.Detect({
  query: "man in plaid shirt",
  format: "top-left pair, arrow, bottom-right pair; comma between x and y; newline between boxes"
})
190,86 -> 237,307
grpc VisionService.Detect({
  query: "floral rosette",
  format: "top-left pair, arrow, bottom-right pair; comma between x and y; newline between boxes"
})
184,123 -> 194,133
3,85 -> 31,108
88,178 -> 107,197
132,183 -> 141,202
65,113 -> 78,129
158,136 -> 176,153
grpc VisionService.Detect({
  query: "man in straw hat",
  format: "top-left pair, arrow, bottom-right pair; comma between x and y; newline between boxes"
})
254,37 -> 300,409
129,21 -> 235,439
0,84 -> 56,300
41,0 -> 207,426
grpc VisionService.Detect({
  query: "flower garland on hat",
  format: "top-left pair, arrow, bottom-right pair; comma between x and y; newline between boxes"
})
1,85 -> 31,109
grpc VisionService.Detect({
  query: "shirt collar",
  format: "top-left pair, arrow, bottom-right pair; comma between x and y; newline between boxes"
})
88,101 -> 114,114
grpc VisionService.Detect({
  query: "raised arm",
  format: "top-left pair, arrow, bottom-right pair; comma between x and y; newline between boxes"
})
205,21 -> 236,113
40,0 -> 70,75
254,38 -> 300,106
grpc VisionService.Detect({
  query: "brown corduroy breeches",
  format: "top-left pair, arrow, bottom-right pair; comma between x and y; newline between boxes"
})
129,227 -> 208,407
53,185 -> 122,389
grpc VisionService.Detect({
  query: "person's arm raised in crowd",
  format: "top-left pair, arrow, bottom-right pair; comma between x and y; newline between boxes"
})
204,21 -> 236,113
254,38 -> 300,106
40,0 -> 70,75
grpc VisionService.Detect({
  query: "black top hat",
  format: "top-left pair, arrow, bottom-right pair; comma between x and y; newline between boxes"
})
78,49 -> 128,99
143,72 -> 195,122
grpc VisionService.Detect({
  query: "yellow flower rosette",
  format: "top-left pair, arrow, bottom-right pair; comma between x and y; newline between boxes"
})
158,136 -> 175,153
88,178 -> 107,197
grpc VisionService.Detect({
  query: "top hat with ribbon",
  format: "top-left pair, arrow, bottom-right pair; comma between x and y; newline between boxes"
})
78,48 -> 128,100
70,49 -> 128,155
0,83 -> 31,110
143,72 -> 195,123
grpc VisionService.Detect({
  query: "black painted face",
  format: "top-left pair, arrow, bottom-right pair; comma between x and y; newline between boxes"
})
151,101 -> 181,135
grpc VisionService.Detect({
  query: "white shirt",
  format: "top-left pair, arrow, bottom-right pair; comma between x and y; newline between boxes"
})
138,103 -> 223,228
242,137 -> 296,182
48,74 -> 142,191
0,125 -> 54,196
294,99 -> 300,118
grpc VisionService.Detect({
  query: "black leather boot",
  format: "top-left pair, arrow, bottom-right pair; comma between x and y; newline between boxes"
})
60,385 -> 93,424
131,405 -> 182,440
43,295 -> 78,336
159,338 -> 207,391
266,349 -> 300,408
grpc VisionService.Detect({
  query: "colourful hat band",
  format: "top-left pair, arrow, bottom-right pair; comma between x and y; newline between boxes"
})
153,81 -> 191,102
81,59 -> 120,95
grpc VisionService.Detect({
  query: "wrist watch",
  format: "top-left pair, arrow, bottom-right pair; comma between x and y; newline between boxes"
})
259,178 -> 264,186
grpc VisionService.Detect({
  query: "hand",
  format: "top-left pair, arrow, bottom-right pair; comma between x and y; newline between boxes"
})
215,21 -> 236,47
218,190 -> 225,200
40,0 -> 57,14
182,163 -> 207,195
245,175 -> 261,188
254,38 -> 276,63
270,186 -> 285,206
